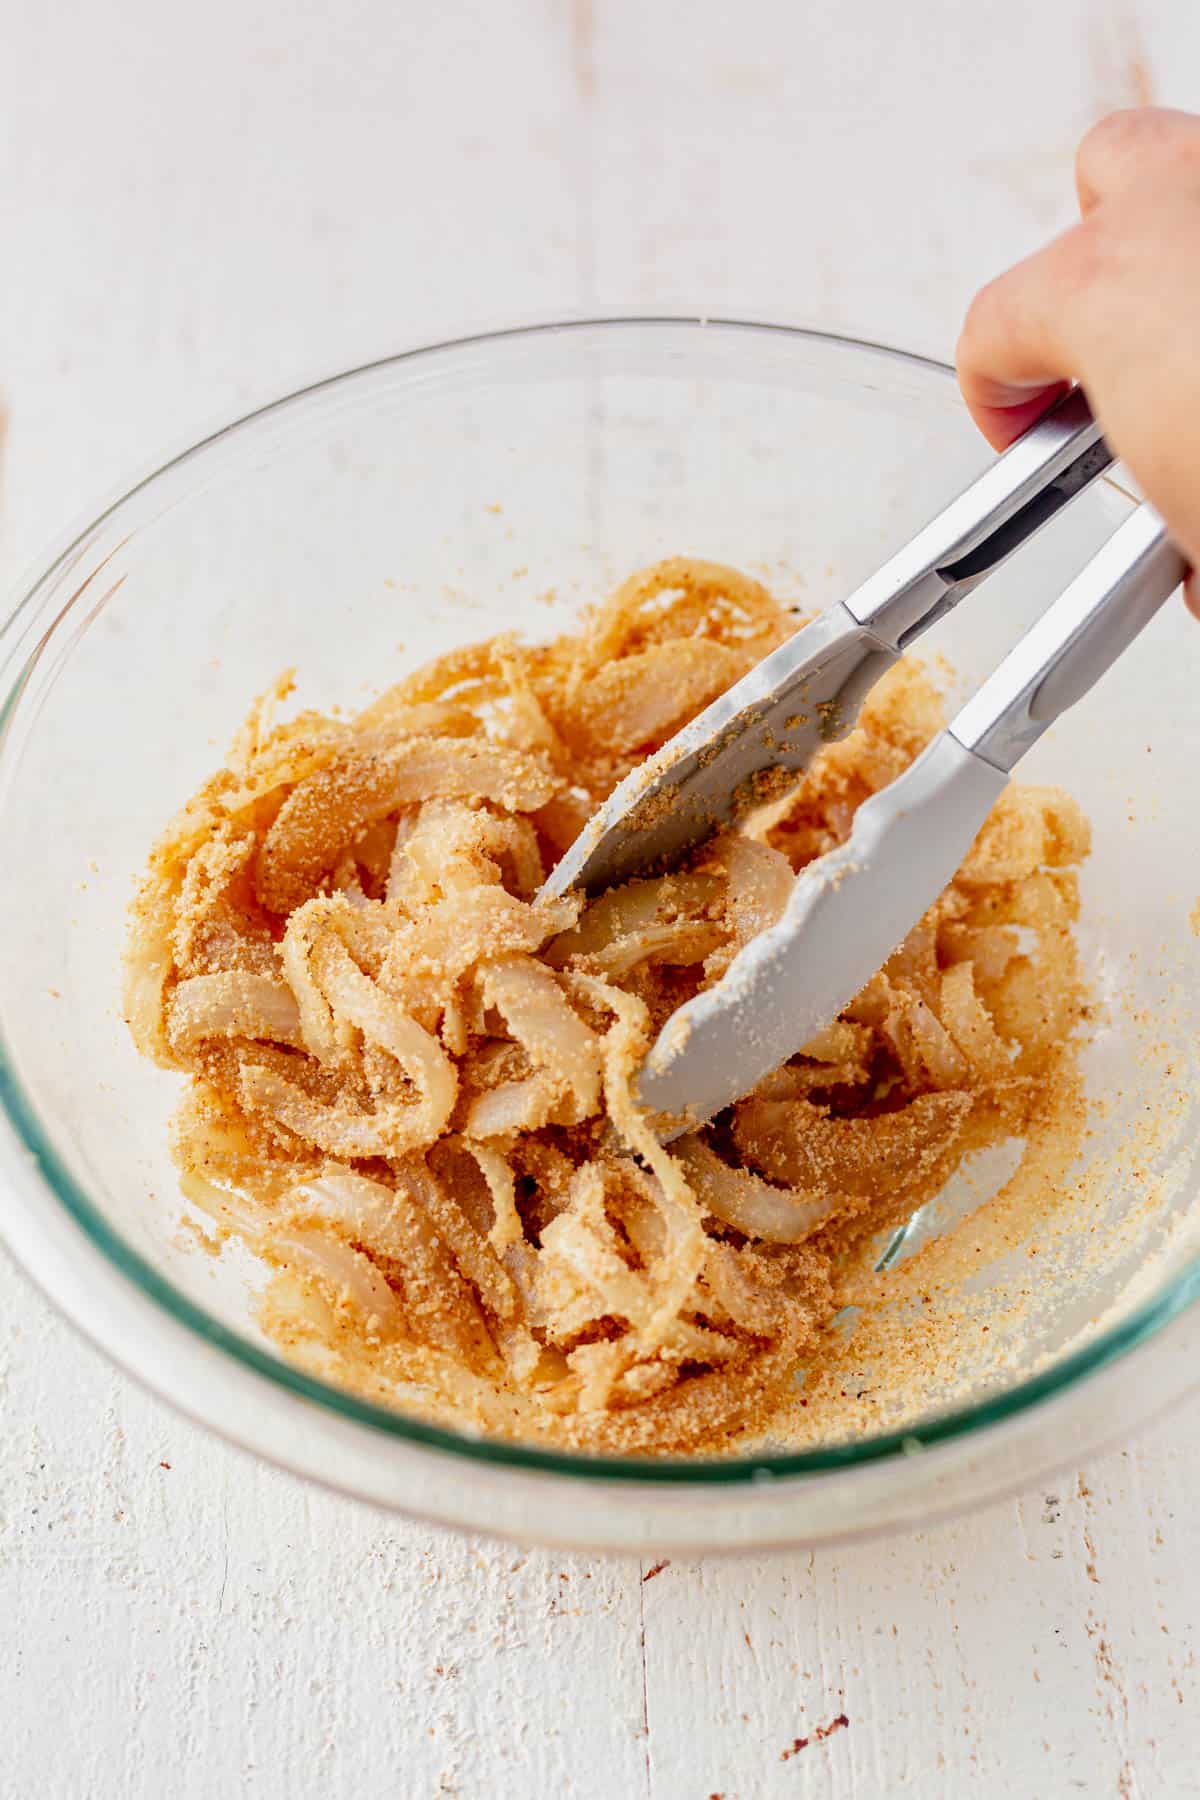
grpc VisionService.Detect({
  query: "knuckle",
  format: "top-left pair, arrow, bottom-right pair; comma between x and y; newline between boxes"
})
1079,106 -> 1200,187
1078,107 -> 1149,172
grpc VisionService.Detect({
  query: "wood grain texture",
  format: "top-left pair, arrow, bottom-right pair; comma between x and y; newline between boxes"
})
2,0 -> 1199,1793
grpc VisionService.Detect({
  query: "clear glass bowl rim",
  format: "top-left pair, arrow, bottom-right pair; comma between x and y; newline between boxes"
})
2,313 -> 1197,1488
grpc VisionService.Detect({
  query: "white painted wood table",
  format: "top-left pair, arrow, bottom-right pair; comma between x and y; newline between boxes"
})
2,2 -> 1199,1792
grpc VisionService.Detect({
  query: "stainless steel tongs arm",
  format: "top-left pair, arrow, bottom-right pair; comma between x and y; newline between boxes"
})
845,385 -> 1112,651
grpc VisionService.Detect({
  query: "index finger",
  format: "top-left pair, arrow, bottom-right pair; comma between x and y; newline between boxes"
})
954,224 -> 1091,449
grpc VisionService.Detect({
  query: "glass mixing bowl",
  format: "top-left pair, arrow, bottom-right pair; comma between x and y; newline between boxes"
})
2,319 -> 1199,1552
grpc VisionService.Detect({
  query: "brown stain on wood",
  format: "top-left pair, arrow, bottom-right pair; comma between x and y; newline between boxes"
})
1129,58 -> 1153,108
780,1713 -> 849,1760
1088,7 -> 1157,118
571,0 -> 595,101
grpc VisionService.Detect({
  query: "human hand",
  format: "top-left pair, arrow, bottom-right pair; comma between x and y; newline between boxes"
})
956,107 -> 1200,616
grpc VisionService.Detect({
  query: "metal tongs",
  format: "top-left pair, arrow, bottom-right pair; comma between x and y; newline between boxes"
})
539,389 -> 1188,1134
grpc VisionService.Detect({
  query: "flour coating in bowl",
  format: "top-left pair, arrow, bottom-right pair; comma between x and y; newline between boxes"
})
124,559 -> 1091,1453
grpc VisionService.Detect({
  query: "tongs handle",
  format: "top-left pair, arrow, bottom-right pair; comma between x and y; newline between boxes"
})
848,387 -> 1113,652
952,503 -> 1187,772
